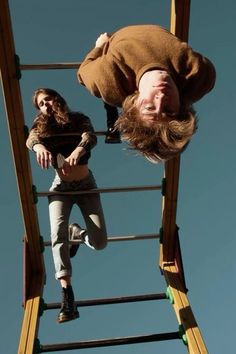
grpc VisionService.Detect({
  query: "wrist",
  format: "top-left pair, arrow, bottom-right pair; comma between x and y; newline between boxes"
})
77,142 -> 90,153
32,143 -> 41,152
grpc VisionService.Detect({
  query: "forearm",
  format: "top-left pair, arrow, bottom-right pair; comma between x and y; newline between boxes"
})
181,49 -> 216,104
77,47 -> 103,86
77,131 -> 97,152
26,129 -> 42,150
26,128 -> 52,169
74,115 -> 97,152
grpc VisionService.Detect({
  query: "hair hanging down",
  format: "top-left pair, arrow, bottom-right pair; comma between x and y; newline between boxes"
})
115,93 -> 198,163
32,88 -> 70,137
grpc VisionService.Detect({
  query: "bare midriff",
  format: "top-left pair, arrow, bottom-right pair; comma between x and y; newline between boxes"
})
56,164 -> 89,182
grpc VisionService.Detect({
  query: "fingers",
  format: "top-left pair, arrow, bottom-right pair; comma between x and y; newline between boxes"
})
36,151 -> 52,169
61,161 -> 72,176
95,32 -> 110,48
33,144 -> 52,169
66,156 -> 78,167
60,156 -> 78,175
98,32 -> 107,38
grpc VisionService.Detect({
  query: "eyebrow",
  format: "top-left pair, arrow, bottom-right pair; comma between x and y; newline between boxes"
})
38,95 -> 52,105
43,95 -> 52,101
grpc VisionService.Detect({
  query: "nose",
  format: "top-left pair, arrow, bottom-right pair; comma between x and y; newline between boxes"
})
155,93 -> 166,112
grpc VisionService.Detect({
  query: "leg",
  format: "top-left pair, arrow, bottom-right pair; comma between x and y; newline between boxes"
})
69,223 -> 87,258
48,194 -> 79,323
104,102 -> 118,129
48,194 -> 73,279
77,192 -> 107,250
103,102 -> 121,144
58,283 -> 79,323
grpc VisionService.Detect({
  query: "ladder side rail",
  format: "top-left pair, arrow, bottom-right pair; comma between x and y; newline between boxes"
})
160,0 -> 191,263
17,275 -> 44,354
163,264 -> 208,354
161,2 -> 208,353
0,2 -> 45,354
0,0 -> 45,274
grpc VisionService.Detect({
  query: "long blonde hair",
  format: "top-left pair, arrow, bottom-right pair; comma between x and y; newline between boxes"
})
115,93 -> 197,163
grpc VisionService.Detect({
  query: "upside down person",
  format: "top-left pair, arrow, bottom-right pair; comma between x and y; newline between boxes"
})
78,24 -> 216,163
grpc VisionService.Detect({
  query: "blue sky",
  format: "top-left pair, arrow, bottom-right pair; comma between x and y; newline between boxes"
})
1,0 -> 236,353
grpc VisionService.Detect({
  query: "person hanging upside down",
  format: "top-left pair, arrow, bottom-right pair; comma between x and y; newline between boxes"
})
26,88 -> 107,323
78,24 -> 216,163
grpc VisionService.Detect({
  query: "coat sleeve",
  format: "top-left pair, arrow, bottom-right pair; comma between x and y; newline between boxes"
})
180,48 -> 216,106
77,47 -> 105,96
75,115 -> 97,152
25,119 -> 43,150
77,47 -> 126,106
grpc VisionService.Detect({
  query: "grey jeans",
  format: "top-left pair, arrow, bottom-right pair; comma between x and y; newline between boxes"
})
48,170 -> 107,279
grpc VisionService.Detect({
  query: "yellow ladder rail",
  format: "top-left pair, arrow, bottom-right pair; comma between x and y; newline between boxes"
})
0,1 -> 45,353
159,1 -> 208,352
163,264 -> 208,353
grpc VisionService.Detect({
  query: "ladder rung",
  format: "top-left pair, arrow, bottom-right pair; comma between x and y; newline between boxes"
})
37,185 -> 162,197
20,63 -> 80,70
38,331 -> 180,352
45,292 -> 167,310
27,131 -> 107,136
93,130 -> 107,136
44,233 -> 160,247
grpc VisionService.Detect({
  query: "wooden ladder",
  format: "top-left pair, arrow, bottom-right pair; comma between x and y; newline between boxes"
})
0,0 -> 207,352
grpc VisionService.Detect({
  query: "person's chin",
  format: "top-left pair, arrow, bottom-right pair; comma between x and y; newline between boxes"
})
46,107 -> 53,114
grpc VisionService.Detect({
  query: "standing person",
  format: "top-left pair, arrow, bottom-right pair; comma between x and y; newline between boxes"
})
78,24 -> 216,163
26,88 -> 107,323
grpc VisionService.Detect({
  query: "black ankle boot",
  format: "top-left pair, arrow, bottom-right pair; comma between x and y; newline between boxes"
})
57,285 -> 79,323
105,127 -> 121,144
104,102 -> 121,144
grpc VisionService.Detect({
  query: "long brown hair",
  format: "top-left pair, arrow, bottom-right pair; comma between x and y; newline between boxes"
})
32,88 -> 70,137
115,93 -> 197,163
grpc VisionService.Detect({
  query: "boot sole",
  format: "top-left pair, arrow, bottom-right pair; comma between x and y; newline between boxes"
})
57,311 -> 80,324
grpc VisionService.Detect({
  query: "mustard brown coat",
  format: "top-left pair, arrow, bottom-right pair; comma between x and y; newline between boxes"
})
78,24 -> 216,108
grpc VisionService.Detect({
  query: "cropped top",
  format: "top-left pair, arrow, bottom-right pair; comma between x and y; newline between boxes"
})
26,111 -> 97,166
